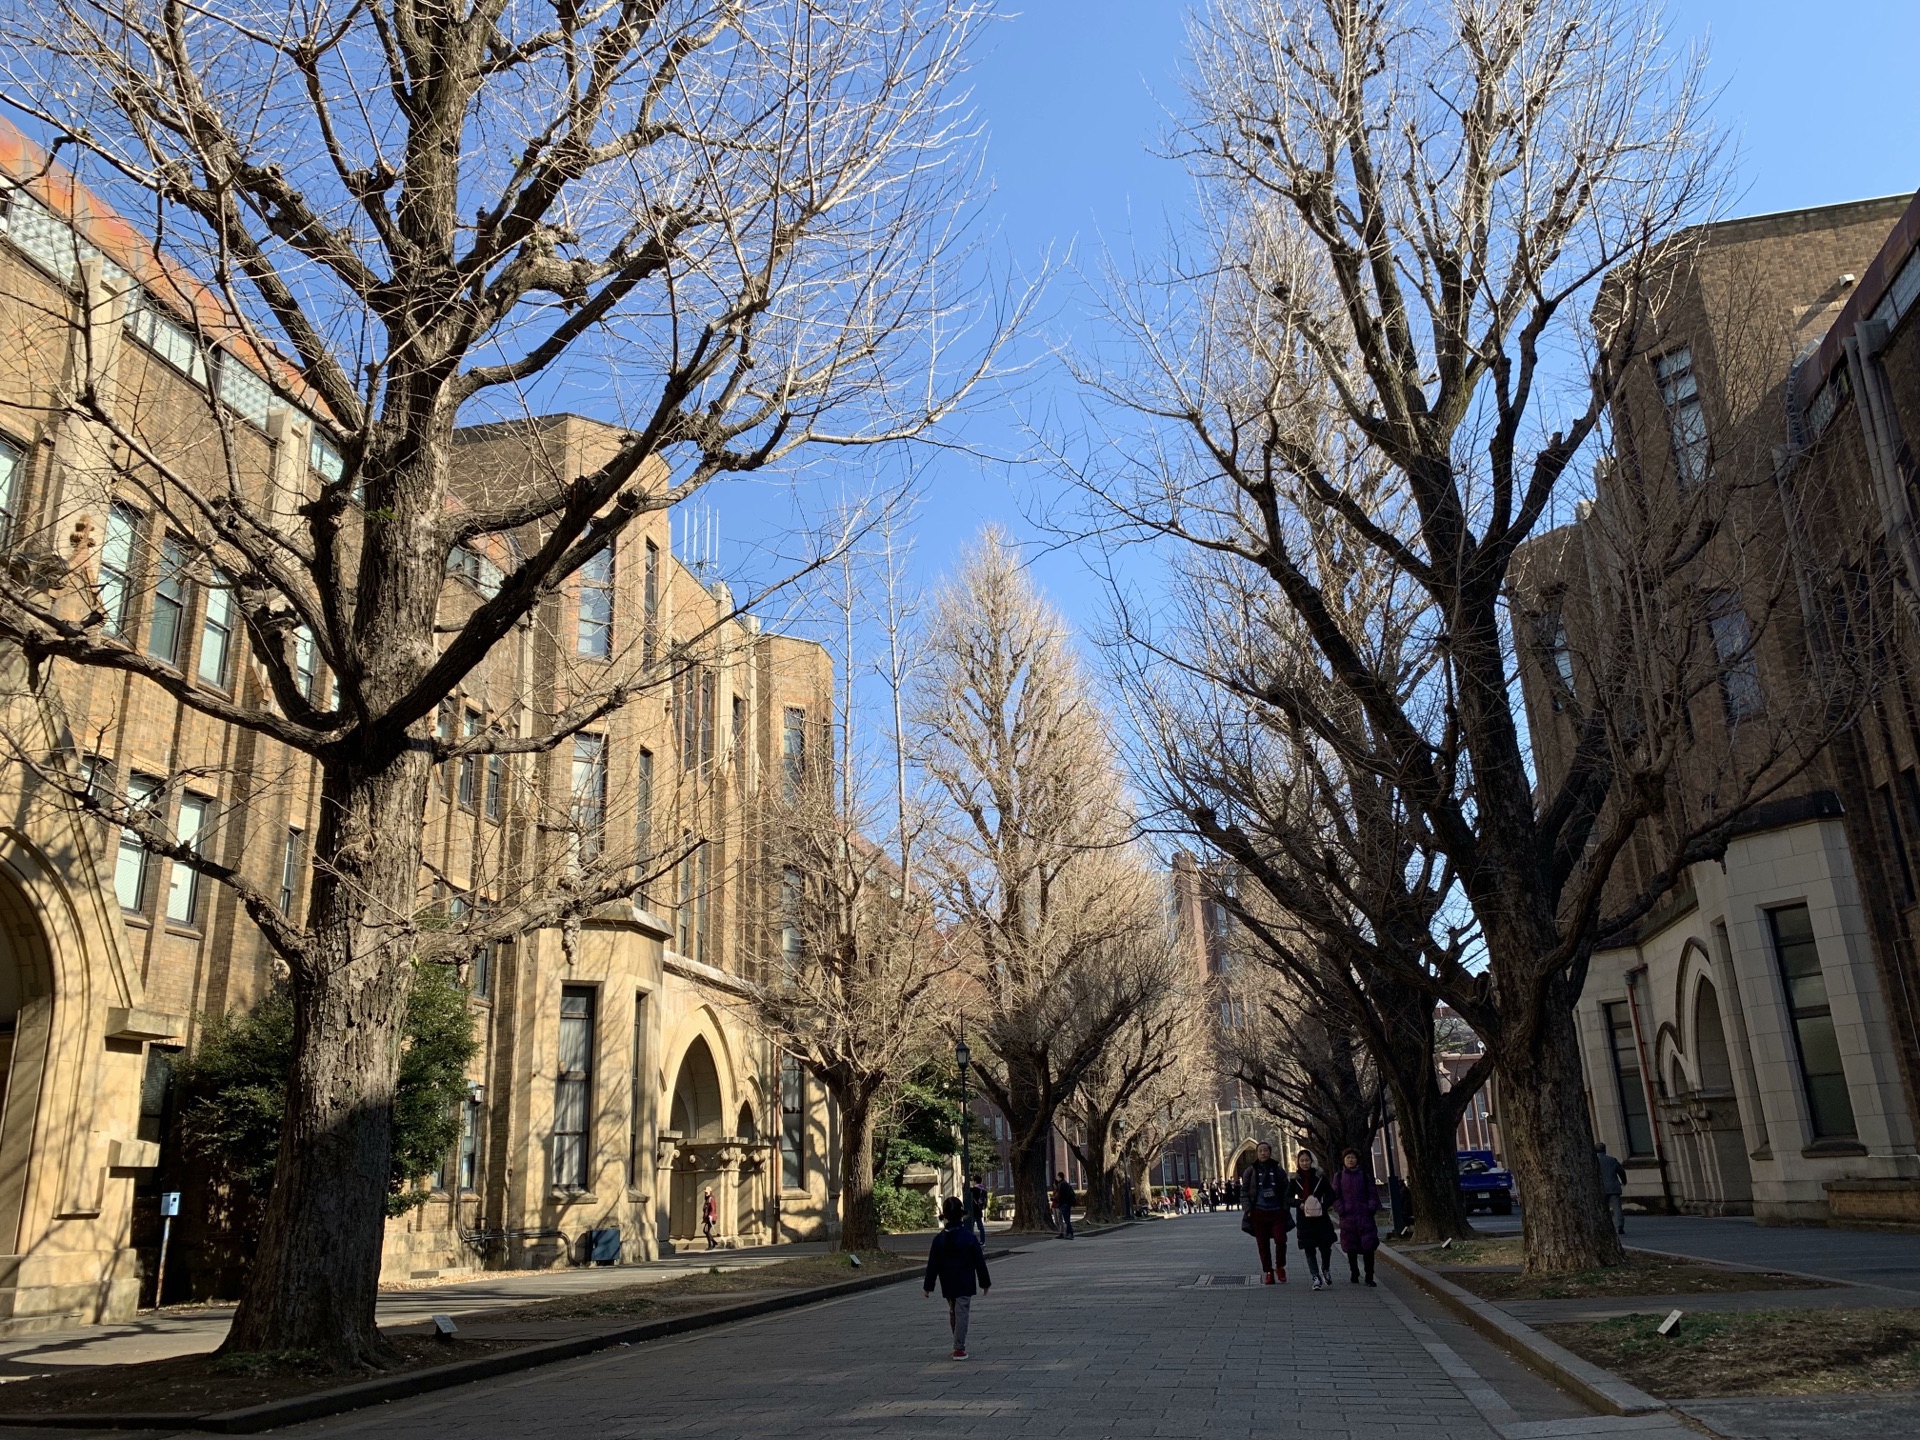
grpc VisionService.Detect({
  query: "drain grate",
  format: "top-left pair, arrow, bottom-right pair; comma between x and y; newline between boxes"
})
1191,1273 -> 1262,1288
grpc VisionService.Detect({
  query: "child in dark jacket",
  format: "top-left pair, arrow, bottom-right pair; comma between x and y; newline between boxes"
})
924,1196 -> 992,1359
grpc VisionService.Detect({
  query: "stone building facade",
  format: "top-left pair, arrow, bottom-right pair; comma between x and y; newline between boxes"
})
1514,193 -> 1920,1226
0,124 -> 839,1333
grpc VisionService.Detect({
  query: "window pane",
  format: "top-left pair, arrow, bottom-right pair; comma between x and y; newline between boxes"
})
0,436 -> 20,548
571,735 -> 607,863
577,546 -> 613,657
486,754 -> 506,821
553,987 -> 595,1189
98,504 -> 139,637
217,352 -> 273,428
166,794 -> 209,923
1768,904 -> 1857,1139
458,710 -> 480,808
148,535 -> 190,664
115,775 -> 158,911
197,575 -> 235,685
780,1056 -> 805,1189
279,828 -> 303,916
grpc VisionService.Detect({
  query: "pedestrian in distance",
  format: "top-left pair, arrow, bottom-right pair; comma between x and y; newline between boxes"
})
1388,1173 -> 1413,1238
1052,1172 -> 1077,1239
1241,1143 -> 1297,1284
1596,1143 -> 1628,1235
1332,1148 -> 1379,1285
968,1174 -> 990,1244
924,1195 -> 992,1360
1292,1149 -> 1337,1291
701,1187 -> 718,1251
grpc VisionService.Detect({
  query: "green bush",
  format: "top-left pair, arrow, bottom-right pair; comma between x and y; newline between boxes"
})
874,1180 -> 938,1233
175,962 -> 479,1228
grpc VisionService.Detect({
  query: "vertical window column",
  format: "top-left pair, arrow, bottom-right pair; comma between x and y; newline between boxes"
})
1768,904 -> 1858,1140
1603,1000 -> 1655,1157
147,535 -> 191,665
165,794 -> 211,925
780,1055 -> 805,1189
577,546 -> 613,657
571,734 -> 608,865
553,987 -> 597,1190
115,774 -> 159,912
196,572 -> 236,686
98,504 -> 140,637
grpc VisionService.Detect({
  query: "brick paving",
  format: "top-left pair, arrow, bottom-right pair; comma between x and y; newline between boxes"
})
288,1212 -> 1505,1439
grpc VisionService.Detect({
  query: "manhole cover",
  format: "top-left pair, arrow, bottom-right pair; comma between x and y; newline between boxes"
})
1191,1274 -> 1262,1287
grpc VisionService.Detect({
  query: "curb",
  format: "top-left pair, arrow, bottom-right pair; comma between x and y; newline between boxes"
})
1375,1244 -> 1668,1417
0,1260 -> 947,1433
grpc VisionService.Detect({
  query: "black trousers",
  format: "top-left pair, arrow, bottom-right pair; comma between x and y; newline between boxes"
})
1346,1246 -> 1375,1282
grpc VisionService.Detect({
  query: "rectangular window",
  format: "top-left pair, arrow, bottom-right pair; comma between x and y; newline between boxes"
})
1768,903 -> 1858,1139
216,351 -> 274,428
486,753 -> 507,822
279,827 -> 303,916
1879,785 -> 1916,905
1653,346 -> 1711,489
165,793 -> 210,925
780,1054 -> 805,1189
97,504 -> 140,638
310,430 -> 345,483
628,993 -> 647,1188
782,707 -> 806,800
0,435 -> 21,549
147,535 -> 191,665
436,702 -> 455,795
458,1096 -> 484,1193
126,295 -> 207,383
1540,611 -> 1575,711
115,774 -> 159,912
636,748 -> 655,905
1603,1000 -> 1655,1158
695,843 -> 711,964
293,625 -> 319,702
196,572 -> 236,686
458,709 -> 481,809
571,734 -> 608,865
1709,600 -> 1763,724
676,840 -> 696,956
136,1045 -> 179,1149
577,546 -> 613,658
553,986 -> 596,1190
781,865 -> 804,981
643,540 -> 660,666
469,936 -> 494,1000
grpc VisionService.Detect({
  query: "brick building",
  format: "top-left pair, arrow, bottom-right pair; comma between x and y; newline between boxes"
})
0,123 -> 839,1332
1514,192 -> 1920,1225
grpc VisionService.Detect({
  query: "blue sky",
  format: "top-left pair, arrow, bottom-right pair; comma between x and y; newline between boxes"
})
728,0 -> 1920,635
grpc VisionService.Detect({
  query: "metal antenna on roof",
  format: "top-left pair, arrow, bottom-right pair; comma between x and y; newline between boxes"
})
677,502 -> 721,582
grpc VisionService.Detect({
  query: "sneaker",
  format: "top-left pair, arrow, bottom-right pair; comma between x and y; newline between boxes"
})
1365,1278 -> 1377,1287
952,1348 -> 968,1360
1311,1277 -> 1322,1291
1262,1270 -> 1275,1285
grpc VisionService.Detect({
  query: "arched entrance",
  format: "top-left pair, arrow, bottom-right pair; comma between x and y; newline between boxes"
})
0,868 -> 55,1255
667,1037 -> 729,1245
1686,981 -> 1754,1212
735,1102 -> 765,1244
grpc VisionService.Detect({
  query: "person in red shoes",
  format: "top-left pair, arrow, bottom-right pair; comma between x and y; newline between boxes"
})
1241,1142 -> 1297,1284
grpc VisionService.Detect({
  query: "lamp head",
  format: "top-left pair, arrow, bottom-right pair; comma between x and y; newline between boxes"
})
955,1039 -> 971,1071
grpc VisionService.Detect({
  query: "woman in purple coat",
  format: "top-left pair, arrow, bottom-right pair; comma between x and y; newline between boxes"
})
1331,1148 -> 1380,1286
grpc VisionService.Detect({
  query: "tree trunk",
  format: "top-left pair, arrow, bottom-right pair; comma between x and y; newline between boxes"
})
1395,1083 -> 1478,1243
1499,1000 -> 1624,1272
837,1085 -> 880,1252
221,755 -> 430,1367
1011,1122 -> 1055,1232
1078,1107 -> 1119,1222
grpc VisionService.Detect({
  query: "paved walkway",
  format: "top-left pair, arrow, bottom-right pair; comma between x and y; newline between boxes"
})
267,1215 -> 1683,1440
1471,1214 -> 1920,1292
0,1237 -> 931,1375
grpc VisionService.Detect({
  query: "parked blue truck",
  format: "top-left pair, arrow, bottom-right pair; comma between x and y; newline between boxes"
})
1456,1149 -> 1514,1215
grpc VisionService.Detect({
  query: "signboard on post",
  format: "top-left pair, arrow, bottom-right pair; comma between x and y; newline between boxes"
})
159,1192 -> 181,1217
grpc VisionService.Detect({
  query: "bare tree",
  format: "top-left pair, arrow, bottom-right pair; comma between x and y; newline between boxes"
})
1071,0 -> 1871,1270
1114,1047 -> 1218,1205
0,0 -> 1013,1363
742,514 -> 951,1251
1216,952 -> 1382,1172
1116,540 -> 1488,1240
1063,919 -> 1205,1221
916,529 -> 1159,1231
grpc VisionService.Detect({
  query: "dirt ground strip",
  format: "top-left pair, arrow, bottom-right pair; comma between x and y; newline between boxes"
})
0,1251 -> 915,1419
1546,1307 -> 1920,1397
1403,1238 -> 1832,1301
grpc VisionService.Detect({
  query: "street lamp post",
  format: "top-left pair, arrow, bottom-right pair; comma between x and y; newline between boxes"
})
955,1040 -> 972,1224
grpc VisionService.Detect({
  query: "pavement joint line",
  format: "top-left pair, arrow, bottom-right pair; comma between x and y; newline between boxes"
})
1375,1271 -> 1520,1432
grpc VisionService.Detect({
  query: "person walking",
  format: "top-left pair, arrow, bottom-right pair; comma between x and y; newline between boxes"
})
1052,1172 -> 1077,1239
924,1196 -> 992,1360
1292,1149 -> 1337,1291
1388,1174 -> 1414,1238
1596,1143 -> 1628,1234
1241,1143 -> 1296,1284
1332,1149 -> 1380,1285
968,1174 -> 990,1244
700,1187 -> 718,1251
